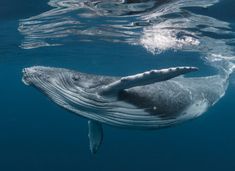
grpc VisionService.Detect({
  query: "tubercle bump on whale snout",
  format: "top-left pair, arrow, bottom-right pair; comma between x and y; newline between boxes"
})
21,66 -> 55,86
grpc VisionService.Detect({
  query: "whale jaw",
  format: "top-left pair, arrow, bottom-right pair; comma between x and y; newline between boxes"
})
22,67 -> 33,86
22,66 -> 51,86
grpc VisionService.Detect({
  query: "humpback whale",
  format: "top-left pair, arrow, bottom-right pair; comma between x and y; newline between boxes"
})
22,66 -> 227,153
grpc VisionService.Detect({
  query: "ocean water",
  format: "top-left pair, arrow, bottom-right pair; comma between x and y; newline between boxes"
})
1,0 -> 235,170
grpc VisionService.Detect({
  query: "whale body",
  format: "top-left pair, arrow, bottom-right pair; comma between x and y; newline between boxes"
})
22,66 -> 227,153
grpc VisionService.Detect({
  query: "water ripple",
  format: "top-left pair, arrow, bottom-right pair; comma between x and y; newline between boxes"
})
18,0 -> 235,75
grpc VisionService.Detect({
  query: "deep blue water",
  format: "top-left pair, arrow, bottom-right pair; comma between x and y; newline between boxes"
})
1,0 -> 235,170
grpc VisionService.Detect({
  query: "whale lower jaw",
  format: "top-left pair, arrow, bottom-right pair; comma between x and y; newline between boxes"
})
22,68 -> 31,86
22,66 -> 54,86
22,78 -> 30,86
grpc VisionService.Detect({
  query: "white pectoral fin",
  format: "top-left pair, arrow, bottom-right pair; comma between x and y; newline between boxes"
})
88,120 -> 103,154
101,66 -> 198,95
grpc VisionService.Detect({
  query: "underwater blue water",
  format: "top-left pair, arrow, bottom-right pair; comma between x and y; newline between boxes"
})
1,0 -> 235,170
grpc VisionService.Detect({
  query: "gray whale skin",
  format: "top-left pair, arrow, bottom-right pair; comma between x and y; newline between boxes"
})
22,66 -> 226,153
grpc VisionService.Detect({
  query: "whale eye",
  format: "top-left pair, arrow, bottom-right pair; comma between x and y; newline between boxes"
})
72,74 -> 80,81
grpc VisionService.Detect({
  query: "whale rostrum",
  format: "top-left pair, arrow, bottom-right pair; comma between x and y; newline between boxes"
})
22,66 -> 227,153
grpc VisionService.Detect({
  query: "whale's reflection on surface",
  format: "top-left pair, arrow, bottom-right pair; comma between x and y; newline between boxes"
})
18,0 -> 235,77
18,0 -> 233,53
18,0 -> 235,101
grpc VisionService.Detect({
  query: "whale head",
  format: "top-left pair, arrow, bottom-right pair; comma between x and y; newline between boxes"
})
22,66 -> 112,90
22,66 -> 58,86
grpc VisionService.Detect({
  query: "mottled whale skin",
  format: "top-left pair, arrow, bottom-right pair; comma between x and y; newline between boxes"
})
22,66 -> 227,153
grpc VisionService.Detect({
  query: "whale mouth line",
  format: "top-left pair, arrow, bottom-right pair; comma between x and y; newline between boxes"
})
22,68 -> 31,86
22,66 -> 48,86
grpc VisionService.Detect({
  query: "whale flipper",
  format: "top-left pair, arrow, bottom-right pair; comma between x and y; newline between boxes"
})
88,120 -> 103,154
101,66 -> 198,95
